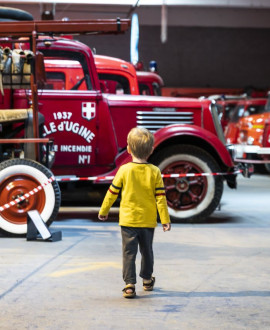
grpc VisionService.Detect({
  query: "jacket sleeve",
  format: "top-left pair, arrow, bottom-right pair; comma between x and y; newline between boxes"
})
155,169 -> 170,224
99,168 -> 123,216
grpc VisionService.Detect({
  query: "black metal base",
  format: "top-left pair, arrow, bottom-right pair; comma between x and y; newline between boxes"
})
26,210 -> 62,242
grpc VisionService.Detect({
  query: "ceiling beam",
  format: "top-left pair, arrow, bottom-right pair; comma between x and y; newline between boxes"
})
2,0 -> 270,9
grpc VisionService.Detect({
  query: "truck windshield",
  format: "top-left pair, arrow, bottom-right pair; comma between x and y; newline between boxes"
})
98,73 -> 130,94
152,82 -> 162,96
211,102 -> 226,144
139,82 -> 162,96
230,104 -> 266,122
40,50 -> 92,91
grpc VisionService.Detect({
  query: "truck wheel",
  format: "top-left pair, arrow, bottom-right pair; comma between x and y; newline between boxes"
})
151,145 -> 223,223
0,159 -> 61,235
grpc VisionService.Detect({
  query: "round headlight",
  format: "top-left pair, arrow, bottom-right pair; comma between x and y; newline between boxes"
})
247,136 -> 255,145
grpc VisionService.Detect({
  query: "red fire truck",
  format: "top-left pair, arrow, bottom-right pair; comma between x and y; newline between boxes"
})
44,54 -> 163,96
233,94 -> 270,171
261,118 -> 270,172
0,19 -> 244,235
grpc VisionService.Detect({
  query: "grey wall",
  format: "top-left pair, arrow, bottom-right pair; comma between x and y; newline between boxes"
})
79,26 -> 270,90
1,0 -> 270,88
2,2 -> 270,90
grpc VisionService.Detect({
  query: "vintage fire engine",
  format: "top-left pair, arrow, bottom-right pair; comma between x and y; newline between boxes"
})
233,94 -> 270,171
261,117 -> 270,172
0,18 -> 243,235
44,54 -> 163,96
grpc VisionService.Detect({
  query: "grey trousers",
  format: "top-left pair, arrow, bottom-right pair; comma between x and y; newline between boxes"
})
121,226 -> 155,285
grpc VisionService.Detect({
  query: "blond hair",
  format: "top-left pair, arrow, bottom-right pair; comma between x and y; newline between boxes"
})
127,127 -> 154,160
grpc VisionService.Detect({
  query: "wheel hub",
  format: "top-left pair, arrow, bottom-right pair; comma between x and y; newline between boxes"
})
11,190 -> 29,209
176,179 -> 189,193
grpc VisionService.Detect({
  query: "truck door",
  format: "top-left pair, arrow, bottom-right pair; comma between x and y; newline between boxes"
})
38,55 -> 99,177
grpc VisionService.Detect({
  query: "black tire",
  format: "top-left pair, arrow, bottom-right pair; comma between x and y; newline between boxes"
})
0,7 -> 33,21
151,145 -> 224,223
0,159 -> 61,235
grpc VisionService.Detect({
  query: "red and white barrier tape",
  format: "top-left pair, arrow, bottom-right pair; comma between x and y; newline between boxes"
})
0,170 -> 241,212
57,169 -> 242,182
162,170 -> 242,178
0,176 -> 55,212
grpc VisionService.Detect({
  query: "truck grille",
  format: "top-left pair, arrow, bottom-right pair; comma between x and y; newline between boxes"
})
136,111 -> 194,131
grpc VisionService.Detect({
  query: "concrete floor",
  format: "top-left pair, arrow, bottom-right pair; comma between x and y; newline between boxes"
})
0,173 -> 270,329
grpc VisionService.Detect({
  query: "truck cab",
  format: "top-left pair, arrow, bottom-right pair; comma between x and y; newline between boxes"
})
44,53 -> 164,97
225,98 -> 267,144
232,94 -> 270,171
137,71 -> 164,96
94,54 -> 139,95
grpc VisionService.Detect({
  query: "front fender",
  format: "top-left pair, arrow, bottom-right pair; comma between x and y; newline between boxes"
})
153,124 -> 234,168
97,124 -> 234,183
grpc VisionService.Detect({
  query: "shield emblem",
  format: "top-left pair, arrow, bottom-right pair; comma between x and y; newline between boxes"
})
82,102 -> 96,121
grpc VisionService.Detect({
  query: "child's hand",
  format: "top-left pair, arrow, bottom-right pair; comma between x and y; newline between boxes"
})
162,223 -> 171,232
98,214 -> 108,221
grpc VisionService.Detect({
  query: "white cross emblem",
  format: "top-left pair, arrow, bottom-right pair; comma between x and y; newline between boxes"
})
82,102 -> 96,121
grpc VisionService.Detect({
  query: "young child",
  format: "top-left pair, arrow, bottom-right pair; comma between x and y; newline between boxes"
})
98,127 -> 171,298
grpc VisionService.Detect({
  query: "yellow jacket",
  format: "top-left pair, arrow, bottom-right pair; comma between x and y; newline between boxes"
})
99,162 -> 170,227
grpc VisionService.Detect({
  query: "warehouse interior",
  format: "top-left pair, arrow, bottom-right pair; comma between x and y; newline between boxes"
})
1,3 -> 270,329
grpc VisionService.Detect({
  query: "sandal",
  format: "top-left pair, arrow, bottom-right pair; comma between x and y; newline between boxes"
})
143,277 -> 155,291
122,284 -> 136,298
